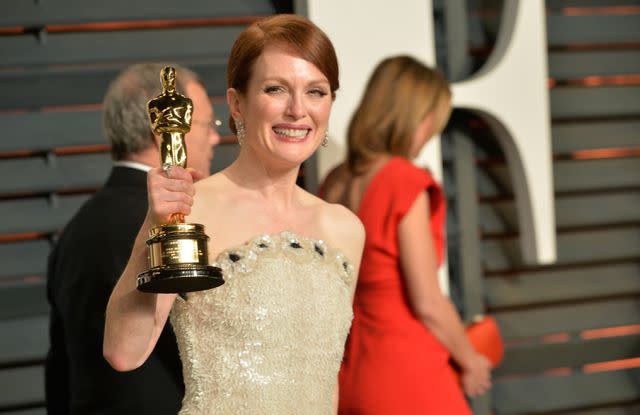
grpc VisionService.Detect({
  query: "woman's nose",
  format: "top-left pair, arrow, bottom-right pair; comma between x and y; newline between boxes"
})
286,94 -> 306,120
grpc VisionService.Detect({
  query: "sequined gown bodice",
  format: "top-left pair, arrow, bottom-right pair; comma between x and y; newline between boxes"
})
170,231 -> 355,414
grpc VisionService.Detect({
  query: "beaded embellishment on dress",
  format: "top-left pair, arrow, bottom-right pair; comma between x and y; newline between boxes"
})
171,231 -> 354,414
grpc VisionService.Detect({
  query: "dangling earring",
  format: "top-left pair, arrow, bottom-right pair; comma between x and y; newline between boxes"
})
321,131 -> 329,147
235,120 -> 246,146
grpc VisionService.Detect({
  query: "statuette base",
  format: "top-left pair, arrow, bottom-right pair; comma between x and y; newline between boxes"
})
137,263 -> 224,293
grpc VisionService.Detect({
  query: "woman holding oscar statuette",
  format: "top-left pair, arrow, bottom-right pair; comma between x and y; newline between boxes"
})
104,15 -> 364,414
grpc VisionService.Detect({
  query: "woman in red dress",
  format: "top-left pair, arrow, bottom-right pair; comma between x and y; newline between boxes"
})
321,56 -> 491,414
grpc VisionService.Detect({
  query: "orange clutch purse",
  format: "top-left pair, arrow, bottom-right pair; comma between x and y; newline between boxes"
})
466,315 -> 504,367
451,315 -> 504,375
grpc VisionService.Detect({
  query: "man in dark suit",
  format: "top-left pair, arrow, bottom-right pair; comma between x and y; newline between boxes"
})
45,63 -> 220,414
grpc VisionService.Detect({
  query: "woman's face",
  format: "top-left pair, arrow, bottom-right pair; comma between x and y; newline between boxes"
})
228,45 -> 333,168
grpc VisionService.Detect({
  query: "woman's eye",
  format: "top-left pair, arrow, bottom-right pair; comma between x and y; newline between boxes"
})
309,88 -> 328,97
264,86 -> 284,94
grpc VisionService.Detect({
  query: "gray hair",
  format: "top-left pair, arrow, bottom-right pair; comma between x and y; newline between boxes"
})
102,63 -> 201,160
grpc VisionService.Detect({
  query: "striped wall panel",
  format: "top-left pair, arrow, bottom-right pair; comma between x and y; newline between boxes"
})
0,1 -> 279,412
453,1 -> 640,413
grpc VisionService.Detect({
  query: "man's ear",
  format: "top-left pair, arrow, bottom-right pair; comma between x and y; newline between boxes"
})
151,133 -> 162,148
226,88 -> 242,120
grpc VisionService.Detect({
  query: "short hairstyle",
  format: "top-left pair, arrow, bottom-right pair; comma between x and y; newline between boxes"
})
347,55 -> 452,174
226,14 -> 339,134
103,63 -> 200,160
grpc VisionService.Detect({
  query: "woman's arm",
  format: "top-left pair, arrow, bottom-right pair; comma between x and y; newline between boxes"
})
398,191 -> 491,397
103,166 -> 196,371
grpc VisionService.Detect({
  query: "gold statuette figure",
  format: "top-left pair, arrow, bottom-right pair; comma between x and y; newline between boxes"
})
136,66 -> 224,293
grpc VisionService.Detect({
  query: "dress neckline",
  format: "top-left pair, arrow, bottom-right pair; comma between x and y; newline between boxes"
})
213,229 -> 353,266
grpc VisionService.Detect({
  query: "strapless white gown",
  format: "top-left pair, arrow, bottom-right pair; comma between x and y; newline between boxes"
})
170,231 -> 355,414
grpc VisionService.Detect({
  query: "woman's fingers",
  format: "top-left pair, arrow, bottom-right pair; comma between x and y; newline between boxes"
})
461,354 -> 493,397
186,167 -> 205,183
152,166 -> 195,193
147,166 -> 196,223
151,191 -> 193,210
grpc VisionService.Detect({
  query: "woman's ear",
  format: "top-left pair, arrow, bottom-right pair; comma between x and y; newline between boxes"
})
226,88 -> 242,120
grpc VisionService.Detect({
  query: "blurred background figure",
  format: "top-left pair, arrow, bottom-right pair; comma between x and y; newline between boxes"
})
321,55 -> 491,414
45,62 -> 220,414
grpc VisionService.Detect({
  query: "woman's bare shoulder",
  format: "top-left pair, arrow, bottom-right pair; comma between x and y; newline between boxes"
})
308,195 -> 365,263
321,201 -> 362,233
299,185 -> 361,230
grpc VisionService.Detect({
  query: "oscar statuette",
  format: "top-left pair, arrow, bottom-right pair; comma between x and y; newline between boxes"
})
136,66 -> 224,293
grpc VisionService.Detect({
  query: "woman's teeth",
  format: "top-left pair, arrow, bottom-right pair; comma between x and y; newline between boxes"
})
273,128 -> 308,138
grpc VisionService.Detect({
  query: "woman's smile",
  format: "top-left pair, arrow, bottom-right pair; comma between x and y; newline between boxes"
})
272,124 -> 311,143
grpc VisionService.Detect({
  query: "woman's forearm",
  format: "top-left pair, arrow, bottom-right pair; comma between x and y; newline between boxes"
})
103,215 -> 171,371
418,295 -> 477,371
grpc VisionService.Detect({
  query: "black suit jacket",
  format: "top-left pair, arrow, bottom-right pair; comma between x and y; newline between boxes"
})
46,166 -> 184,414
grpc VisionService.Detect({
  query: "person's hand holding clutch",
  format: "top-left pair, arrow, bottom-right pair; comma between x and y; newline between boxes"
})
460,352 -> 492,397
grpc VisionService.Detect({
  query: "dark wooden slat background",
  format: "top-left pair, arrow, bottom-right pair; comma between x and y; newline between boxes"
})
0,1 -> 277,413
1,1 -> 639,414
454,1 -> 640,413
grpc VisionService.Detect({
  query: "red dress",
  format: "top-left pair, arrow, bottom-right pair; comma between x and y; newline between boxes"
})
338,157 -> 470,414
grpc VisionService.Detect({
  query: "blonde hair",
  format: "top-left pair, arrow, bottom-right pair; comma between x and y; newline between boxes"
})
347,55 -> 451,174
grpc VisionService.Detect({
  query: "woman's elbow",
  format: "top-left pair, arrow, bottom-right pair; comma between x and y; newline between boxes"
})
410,298 -> 441,326
103,343 -> 144,372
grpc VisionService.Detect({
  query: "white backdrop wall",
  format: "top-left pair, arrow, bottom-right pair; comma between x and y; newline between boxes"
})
296,0 -> 556,273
